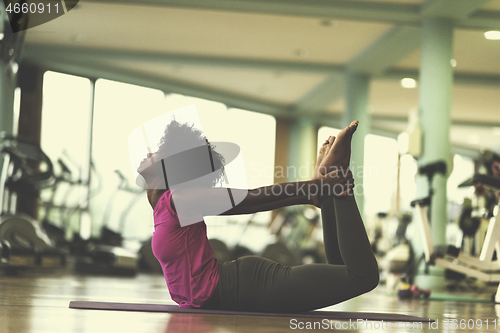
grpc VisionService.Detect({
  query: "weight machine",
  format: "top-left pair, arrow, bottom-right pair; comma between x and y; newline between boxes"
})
412,161 -> 500,302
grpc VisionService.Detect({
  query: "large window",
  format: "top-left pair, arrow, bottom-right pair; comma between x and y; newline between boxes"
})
41,73 -> 277,248
91,79 -> 166,240
363,134 -> 399,217
41,71 -> 92,236
42,72 -> 92,168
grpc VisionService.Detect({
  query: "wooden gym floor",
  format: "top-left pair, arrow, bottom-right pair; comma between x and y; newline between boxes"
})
1,268 -> 499,333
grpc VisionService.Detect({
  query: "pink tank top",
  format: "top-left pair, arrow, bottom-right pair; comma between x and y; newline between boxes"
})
151,189 -> 219,308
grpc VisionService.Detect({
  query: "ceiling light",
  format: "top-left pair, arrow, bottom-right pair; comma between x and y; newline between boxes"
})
484,31 -> 500,40
401,78 -> 417,88
450,59 -> 457,67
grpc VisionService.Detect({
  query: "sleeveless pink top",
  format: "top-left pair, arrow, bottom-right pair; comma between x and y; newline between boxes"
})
151,189 -> 219,308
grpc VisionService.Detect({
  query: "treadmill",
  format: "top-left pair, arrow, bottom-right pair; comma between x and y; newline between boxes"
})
0,133 -> 66,270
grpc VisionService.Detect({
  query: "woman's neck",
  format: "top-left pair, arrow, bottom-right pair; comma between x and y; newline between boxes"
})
147,189 -> 167,209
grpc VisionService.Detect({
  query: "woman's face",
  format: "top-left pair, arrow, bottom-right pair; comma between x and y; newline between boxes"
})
137,152 -> 167,189
137,152 -> 157,174
136,147 -> 220,189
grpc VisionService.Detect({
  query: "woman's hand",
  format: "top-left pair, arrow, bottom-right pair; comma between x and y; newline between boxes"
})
310,169 -> 355,208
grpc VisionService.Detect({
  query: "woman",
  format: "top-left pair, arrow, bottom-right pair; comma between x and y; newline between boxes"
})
138,120 -> 379,312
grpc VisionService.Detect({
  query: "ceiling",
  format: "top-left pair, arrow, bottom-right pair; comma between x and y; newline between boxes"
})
19,0 -> 500,156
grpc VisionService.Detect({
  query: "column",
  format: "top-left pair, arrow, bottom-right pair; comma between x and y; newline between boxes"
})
288,116 -> 317,182
0,64 -> 16,172
0,3 -> 16,140
344,72 -> 371,215
415,18 -> 454,288
274,117 -> 291,185
15,63 -> 44,219
418,18 -> 454,251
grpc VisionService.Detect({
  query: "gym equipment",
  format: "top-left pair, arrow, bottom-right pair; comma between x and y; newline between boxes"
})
208,208 -> 321,266
397,273 -> 431,300
0,133 -> 65,269
74,170 -> 143,276
397,274 -> 412,299
41,157 -> 82,248
0,240 -> 9,265
68,301 -> 434,322
261,241 -> 302,266
266,206 -> 324,266
377,212 -> 414,291
207,219 -> 256,263
227,216 -> 261,261
412,161 -> 500,302
410,284 -> 431,299
100,170 -> 144,246
457,198 -> 482,256
378,212 -> 414,273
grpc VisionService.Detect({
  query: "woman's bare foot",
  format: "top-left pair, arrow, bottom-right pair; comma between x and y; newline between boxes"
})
313,136 -> 335,179
319,120 -> 359,174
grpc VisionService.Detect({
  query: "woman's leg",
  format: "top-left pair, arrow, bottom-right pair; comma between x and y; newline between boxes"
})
320,197 -> 344,265
233,121 -> 378,313
235,195 -> 378,313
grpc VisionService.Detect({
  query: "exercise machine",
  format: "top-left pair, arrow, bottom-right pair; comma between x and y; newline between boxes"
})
206,212 -> 301,266
266,206 -> 324,265
41,157 -> 82,248
0,133 -> 65,270
412,161 -> 500,302
208,214 -> 260,264
74,170 -> 142,276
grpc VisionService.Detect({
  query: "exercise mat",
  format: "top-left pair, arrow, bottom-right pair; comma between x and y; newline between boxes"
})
428,293 -> 491,303
69,301 -> 434,322
387,292 -> 492,303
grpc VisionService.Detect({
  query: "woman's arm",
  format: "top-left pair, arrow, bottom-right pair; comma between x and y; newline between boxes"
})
171,170 -> 353,217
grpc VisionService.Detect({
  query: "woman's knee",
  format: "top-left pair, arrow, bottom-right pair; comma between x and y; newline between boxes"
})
348,266 -> 379,293
363,267 -> 380,293
364,270 -> 380,292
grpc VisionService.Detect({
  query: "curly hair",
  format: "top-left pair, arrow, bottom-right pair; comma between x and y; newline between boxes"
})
156,119 -> 226,187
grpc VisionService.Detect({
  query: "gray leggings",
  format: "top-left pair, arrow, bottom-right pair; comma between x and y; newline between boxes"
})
215,196 -> 379,312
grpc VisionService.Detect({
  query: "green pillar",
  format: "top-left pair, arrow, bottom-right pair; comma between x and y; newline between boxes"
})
418,18 -> 453,248
0,6 -> 17,172
0,63 -> 15,136
344,73 -> 370,216
415,18 -> 454,289
288,116 -> 316,182
0,63 -> 17,176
